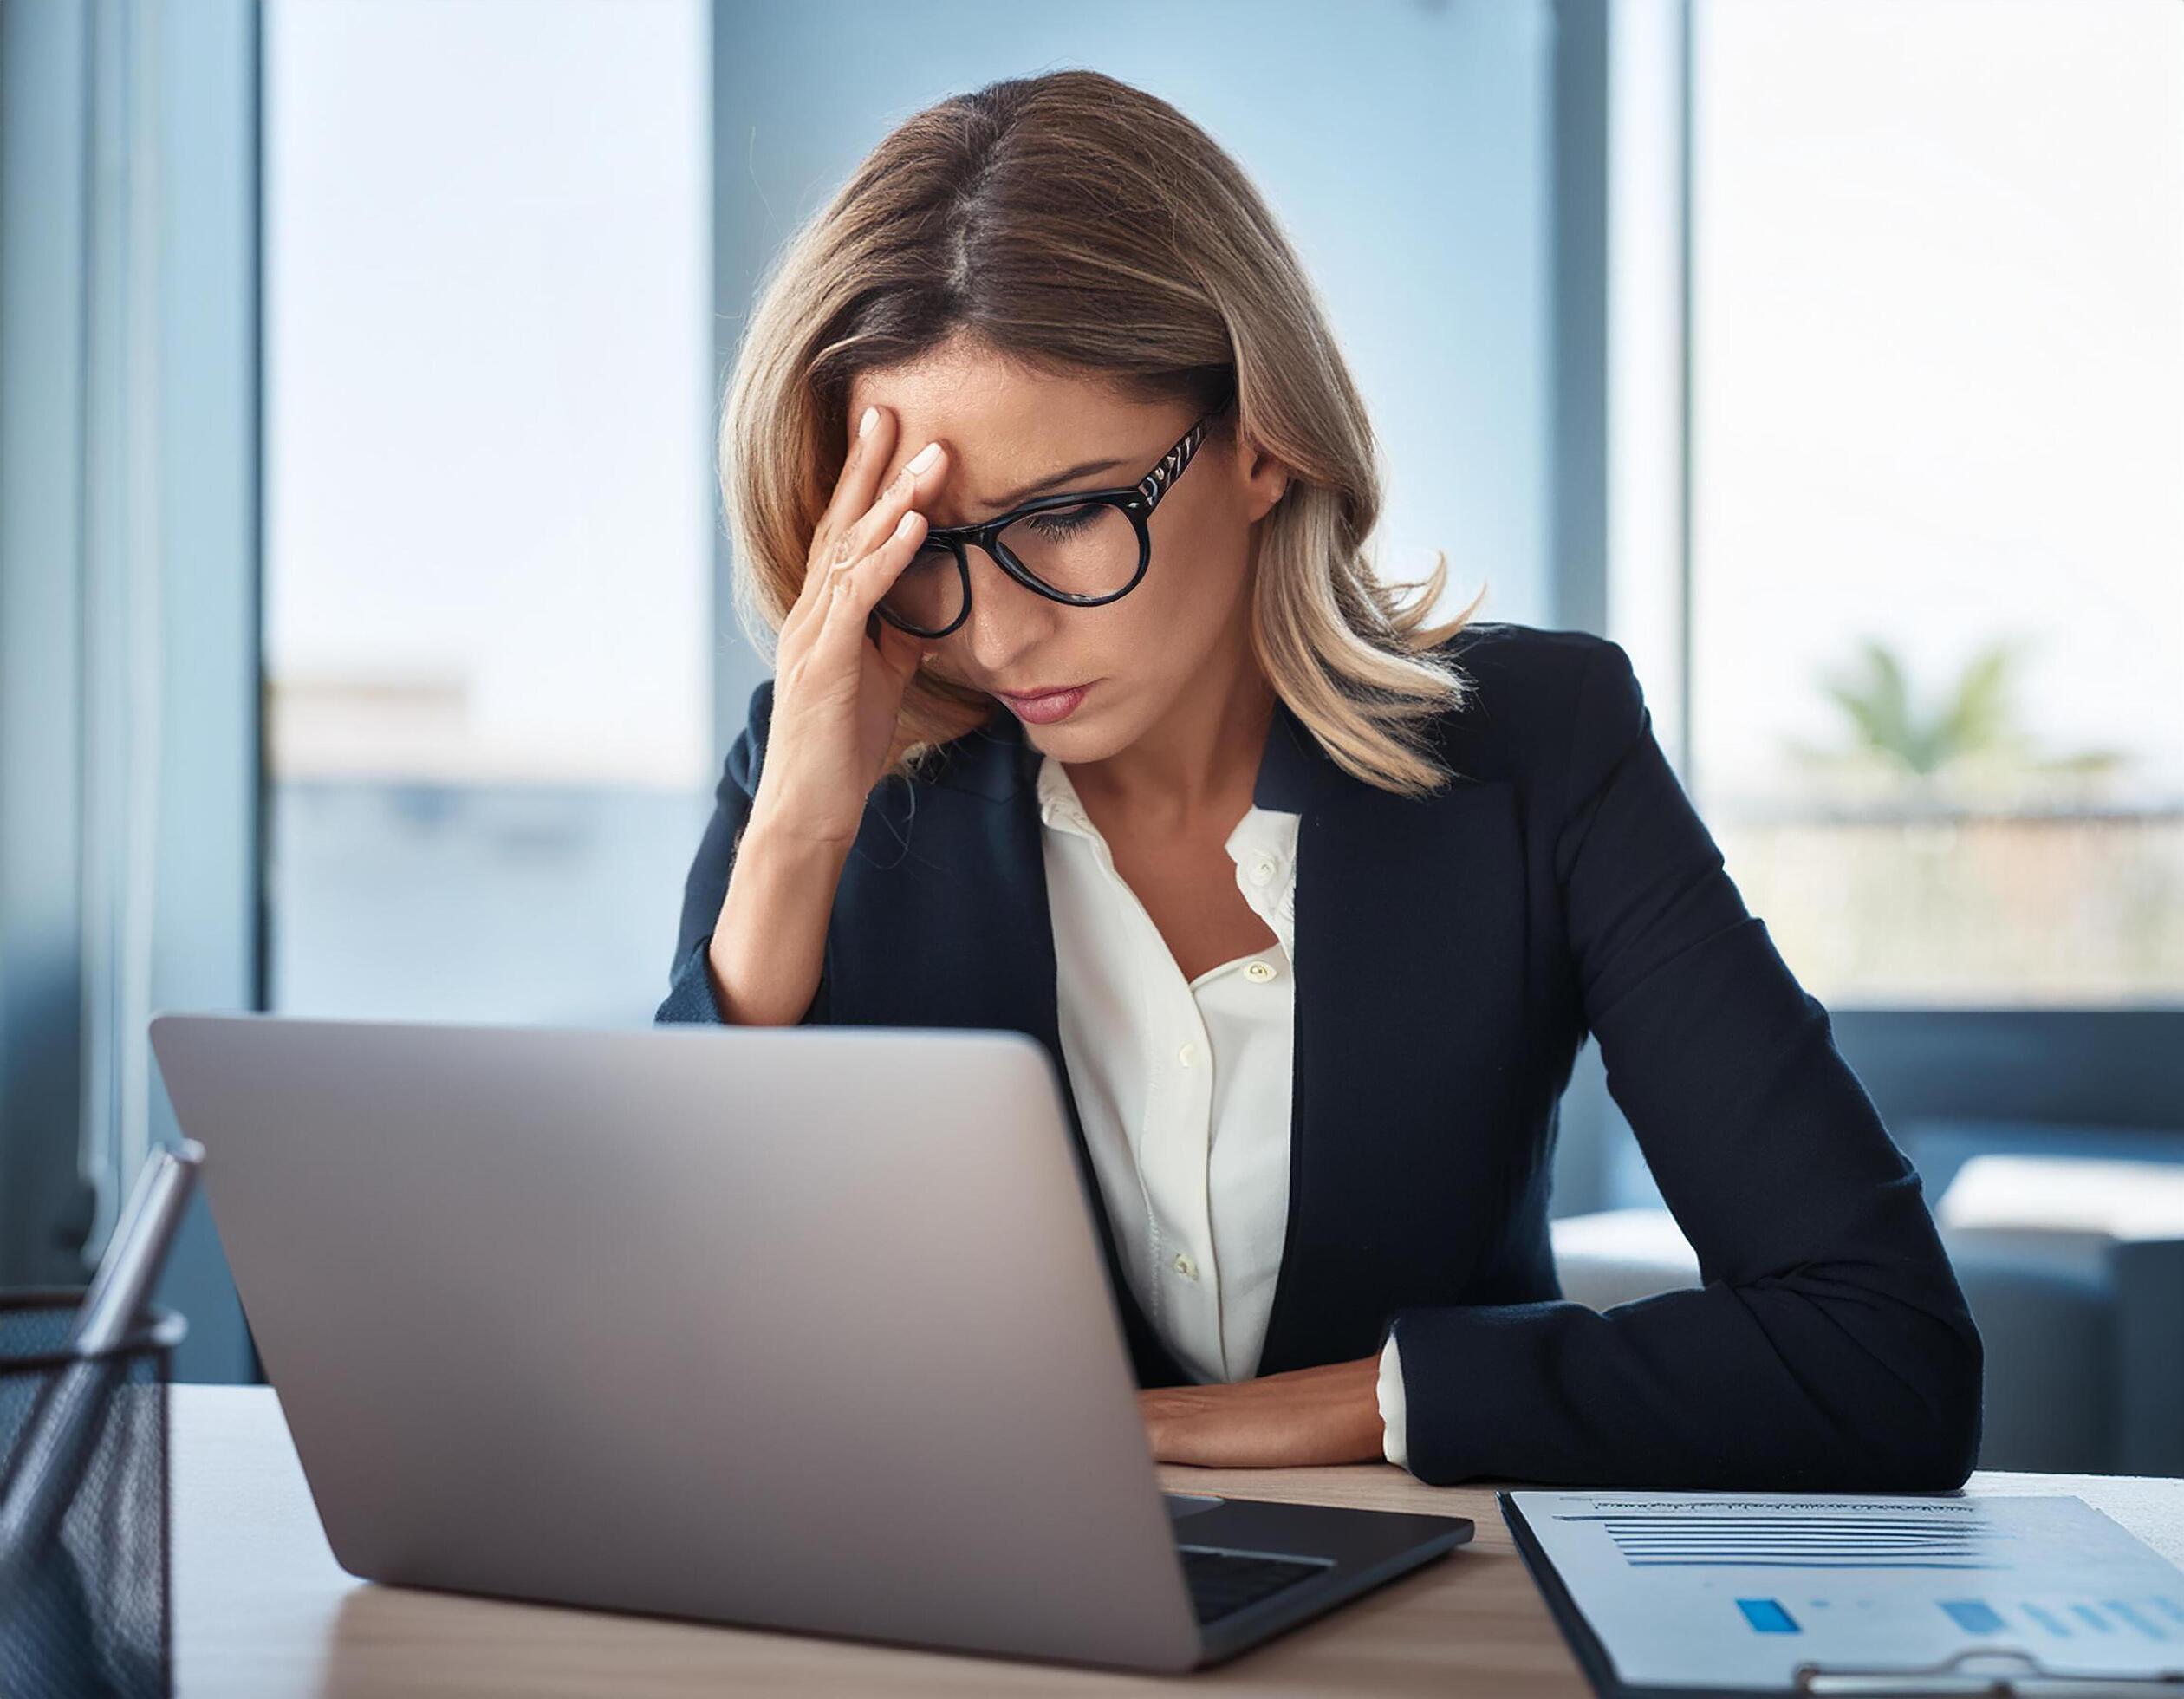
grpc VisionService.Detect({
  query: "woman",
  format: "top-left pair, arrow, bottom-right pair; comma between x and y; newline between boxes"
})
657,68 -> 1983,1490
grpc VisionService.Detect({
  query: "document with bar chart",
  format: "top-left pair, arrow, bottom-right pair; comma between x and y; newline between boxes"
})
1501,1490 -> 2184,1696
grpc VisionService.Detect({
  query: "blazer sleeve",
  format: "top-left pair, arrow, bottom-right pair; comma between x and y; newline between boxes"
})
1382,636 -> 1983,1490
654,677 -> 832,1027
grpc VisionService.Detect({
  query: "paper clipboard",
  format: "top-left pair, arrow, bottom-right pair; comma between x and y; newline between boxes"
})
1497,1491 -> 2184,1698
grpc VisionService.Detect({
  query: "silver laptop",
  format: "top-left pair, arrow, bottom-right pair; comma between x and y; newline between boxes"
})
146,1011 -> 1472,1673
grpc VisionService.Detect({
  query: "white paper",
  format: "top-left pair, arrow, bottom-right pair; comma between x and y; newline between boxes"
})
1507,1490 -> 2184,1690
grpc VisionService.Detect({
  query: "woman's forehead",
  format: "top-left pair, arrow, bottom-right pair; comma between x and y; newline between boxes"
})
848,359 -> 1178,520
848,349 -> 1128,440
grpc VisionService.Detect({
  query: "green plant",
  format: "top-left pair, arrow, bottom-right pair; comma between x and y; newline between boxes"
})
1784,635 -> 2127,794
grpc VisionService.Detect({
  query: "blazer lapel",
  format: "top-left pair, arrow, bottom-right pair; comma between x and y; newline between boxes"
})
1253,757 -> 1527,1373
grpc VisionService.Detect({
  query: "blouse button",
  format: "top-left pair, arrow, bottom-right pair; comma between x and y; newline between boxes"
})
1173,1252 -> 1197,1279
1245,960 -> 1276,982
1248,857 -> 1278,886
1177,1041 -> 1199,1068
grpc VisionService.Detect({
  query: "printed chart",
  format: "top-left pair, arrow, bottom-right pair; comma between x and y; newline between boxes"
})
1504,1491 -> 2184,1690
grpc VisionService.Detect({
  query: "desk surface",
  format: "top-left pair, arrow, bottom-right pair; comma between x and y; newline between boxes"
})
175,1385 -> 2184,1696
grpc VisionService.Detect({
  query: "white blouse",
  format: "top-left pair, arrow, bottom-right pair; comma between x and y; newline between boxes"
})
1036,753 -> 1412,1468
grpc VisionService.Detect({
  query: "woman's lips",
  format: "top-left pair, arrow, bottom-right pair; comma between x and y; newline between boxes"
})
997,681 -> 1095,725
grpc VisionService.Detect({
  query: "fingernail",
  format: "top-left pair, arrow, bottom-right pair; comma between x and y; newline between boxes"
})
907,440 -> 941,472
858,406 -> 879,438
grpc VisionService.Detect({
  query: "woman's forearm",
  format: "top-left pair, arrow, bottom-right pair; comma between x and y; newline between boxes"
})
704,817 -> 849,1026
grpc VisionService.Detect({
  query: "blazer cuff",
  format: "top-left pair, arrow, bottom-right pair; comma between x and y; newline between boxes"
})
1376,1325 -> 1411,1470
654,932 -> 831,1027
656,934 -> 731,1024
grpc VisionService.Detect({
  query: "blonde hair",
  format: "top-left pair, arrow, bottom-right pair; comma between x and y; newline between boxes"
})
720,68 -> 1488,797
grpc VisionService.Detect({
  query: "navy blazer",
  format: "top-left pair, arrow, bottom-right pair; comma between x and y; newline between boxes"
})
657,621 -> 1984,1490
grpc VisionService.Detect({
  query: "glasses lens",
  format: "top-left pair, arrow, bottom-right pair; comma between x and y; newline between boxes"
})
879,538 -> 966,635
998,502 -> 1141,600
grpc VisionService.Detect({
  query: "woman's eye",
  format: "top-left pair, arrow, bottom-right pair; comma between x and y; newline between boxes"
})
1024,505 -> 1101,540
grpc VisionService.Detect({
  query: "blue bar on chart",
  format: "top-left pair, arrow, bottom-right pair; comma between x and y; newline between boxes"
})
1736,1598 -> 1802,1634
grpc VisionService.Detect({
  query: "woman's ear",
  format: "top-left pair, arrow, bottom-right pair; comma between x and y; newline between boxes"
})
1232,426 -> 1292,524
1245,463 -> 1291,525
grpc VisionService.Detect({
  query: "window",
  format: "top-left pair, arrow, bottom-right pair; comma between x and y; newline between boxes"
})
263,0 -> 713,1025
1687,0 -> 2184,1006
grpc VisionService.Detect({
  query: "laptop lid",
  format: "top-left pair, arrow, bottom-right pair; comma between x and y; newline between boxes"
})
147,1012 -> 1206,1672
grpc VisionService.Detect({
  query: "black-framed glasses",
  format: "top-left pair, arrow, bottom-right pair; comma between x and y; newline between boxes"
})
873,409 -> 1222,640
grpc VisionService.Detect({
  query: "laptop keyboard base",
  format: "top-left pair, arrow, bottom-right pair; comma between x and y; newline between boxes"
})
1176,1545 -> 1329,1624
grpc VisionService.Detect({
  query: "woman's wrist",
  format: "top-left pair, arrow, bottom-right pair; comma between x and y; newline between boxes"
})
706,817 -> 849,1025
739,810 -> 857,871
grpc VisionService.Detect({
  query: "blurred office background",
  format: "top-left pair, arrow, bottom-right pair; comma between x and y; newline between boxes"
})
1,0 -> 2178,1471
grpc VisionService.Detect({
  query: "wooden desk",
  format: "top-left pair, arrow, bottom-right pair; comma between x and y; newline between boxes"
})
174,1385 -> 2184,1696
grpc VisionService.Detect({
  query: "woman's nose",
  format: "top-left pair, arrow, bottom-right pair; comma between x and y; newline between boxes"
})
953,549 -> 1061,667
